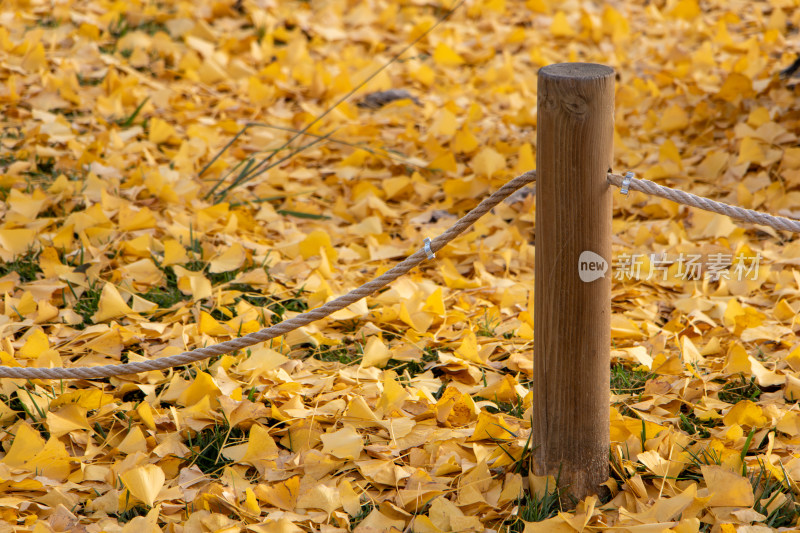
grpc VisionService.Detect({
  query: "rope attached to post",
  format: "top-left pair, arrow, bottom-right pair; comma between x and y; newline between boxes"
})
607,172 -> 800,233
0,171 -> 536,380
4,169 -> 797,380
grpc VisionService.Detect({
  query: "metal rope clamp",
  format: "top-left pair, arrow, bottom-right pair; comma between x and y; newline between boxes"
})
424,238 -> 435,259
620,172 -> 634,195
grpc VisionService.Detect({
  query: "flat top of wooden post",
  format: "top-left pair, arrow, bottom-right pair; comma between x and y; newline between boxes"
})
539,63 -> 614,79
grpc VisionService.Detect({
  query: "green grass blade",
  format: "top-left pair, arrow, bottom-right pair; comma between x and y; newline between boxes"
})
242,122 -> 428,169
199,123 -> 253,178
117,97 -> 149,127
213,132 -> 332,202
741,427 -> 756,476
203,0 -> 466,202
276,209 -> 331,220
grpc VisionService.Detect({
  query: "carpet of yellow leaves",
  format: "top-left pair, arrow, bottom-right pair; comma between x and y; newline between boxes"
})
1,0 -> 800,531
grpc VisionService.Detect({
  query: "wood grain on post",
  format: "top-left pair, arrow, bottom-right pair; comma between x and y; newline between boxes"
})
533,63 -> 614,501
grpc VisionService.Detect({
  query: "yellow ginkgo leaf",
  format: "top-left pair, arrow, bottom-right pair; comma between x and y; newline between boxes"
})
722,400 -> 767,427
46,404 -> 91,438
377,370 -> 411,415
360,336 -> 390,368
736,137 -> 766,166
119,204 -> 156,231
22,42 -> 47,72
50,389 -> 115,410
718,72 -> 754,103
199,310 -> 230,336
471,147 -> 505,177
209,242 -> 246,273
320,425 -> 363,459
3,423 -> 45,467
550,11 -> 575,37
25,436 -> 73,481
117,426 -> 148,455
255,475 -> 300,511
0,229 -> 37,258
701,465 -> 754,507
136,402 -> 156,432
453,127 -> 479,153
725,343 -> 751,375
18,328 -> 49,359
468,411 -> 516,442
514,142 -> 535,174
339,479 -> 361,516
398,301 -> 433,333
177,371 -> 221,406
241,423 -> 279,462
7,189 -> 46,219
661,104 -> 689,132
148,117 -> 177,144
670,0 -> 700,19
344,395 -> 380,423
455,330 -> 483,365
120,464 -> 165,507
162,239 -> 189,266
430,108 -> 457,138
173,266 -> 213,300
295,483 -> 342,515
91,283 -> 135,323
423,287 -> 446,316
432,42 -> 464,67
299,230 -> 338,261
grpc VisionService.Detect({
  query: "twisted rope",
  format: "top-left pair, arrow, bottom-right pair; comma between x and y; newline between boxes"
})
0,171 -> 536,380
8,170 -> 790,380
607,173 -> 800,233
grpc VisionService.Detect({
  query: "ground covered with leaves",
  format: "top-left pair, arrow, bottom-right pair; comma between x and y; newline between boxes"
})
1,0 -> 800,531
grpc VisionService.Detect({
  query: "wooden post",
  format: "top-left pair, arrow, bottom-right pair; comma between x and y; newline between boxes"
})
533,63 -> 614,501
